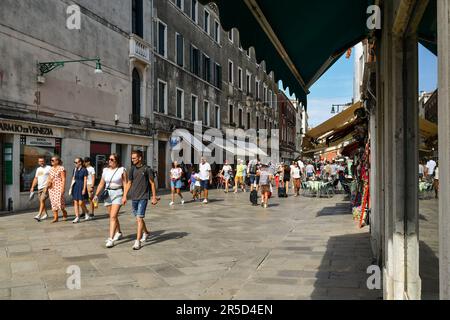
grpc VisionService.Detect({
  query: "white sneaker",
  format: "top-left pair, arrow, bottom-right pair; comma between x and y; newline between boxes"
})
132,240 -> 141,250
169,201 -> 174,206
140,232 -> 149,243
72,217 -> 80,224
85,214 -> 92,221
181,199 -> 185,205
40,213 -> 48,220
105,238 -> 115,248
113,232 -> 123,241
34,214 -> 41,221
203,199 -> 208,204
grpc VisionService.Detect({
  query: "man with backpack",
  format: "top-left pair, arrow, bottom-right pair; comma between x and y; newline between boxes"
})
123,150 -> 159,250
248,158 -> 260,192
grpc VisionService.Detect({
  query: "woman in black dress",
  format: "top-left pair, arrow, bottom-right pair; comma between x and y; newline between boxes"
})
71,157 -> 88,224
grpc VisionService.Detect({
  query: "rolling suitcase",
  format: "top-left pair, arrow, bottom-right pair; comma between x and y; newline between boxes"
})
278,187 -> 287,198
250,190 -> 258,206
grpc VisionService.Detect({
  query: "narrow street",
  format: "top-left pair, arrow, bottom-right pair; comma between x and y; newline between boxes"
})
0,190 -> 381,300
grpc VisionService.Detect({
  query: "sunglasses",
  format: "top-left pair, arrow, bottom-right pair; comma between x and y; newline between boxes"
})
51,159 -> 57,162
109,158 -> 116,162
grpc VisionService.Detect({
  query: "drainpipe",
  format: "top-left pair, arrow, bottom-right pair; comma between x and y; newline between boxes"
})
150,0 -> 156,171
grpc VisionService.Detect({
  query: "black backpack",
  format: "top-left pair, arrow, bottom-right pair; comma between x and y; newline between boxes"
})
249,163 -> 257,174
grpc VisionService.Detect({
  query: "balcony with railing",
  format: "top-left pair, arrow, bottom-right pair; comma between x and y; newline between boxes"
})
129,34 -> 151,65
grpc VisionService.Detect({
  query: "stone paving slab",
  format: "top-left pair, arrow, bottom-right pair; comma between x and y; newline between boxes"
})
419,198 -> 439,300
0,190 -> 380,300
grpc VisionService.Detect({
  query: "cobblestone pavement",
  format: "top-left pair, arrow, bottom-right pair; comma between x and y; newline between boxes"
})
0,189 -> 382,300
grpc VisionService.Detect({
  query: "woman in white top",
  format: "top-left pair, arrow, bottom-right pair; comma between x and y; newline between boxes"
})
169,161 -> 184,206
291,162 -> 302,196
94,153 -> 128,248
220,160 -> 233,193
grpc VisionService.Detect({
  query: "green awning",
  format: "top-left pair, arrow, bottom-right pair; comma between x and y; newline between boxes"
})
200,0 -> 373,108
418,0 -> 437,55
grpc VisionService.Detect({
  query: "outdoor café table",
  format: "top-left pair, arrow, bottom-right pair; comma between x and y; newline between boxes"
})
419,181 -> 428,192
307,180 -> 324,197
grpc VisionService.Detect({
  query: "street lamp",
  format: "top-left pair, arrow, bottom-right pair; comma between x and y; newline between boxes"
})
37,57 -> 103,77
331,103 -> 352,114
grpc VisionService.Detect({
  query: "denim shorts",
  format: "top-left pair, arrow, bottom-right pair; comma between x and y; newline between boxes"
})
104,189 -> 123,207
200,180 -> 209,190
171,179 -> 182,189
132,199 -> 148,218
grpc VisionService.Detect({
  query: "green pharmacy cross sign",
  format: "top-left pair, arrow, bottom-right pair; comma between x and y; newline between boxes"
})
37,58 -> 102,76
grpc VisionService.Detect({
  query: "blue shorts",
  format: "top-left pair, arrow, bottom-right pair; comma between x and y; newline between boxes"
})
132,199 -> 148,218
200,180 -> 209,190
170,179 -> 182,189
249,174 -> 257,184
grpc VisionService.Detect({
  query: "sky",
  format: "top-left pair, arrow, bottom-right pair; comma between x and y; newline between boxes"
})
281,44 -> 438,128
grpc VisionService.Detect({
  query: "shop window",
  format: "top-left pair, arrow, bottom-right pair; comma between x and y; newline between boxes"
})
20,135 -> 61,192
90,142 -> 112,184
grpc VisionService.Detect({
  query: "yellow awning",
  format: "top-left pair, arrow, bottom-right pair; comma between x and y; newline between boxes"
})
419,117 -> 438,138
303,134 -> 354,154
305,101 -> 362,139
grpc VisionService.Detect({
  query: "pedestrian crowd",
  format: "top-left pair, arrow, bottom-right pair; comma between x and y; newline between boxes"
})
29,150 -> 158,250
29,151 -> 358,250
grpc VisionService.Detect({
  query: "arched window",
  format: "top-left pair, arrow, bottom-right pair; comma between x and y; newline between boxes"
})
132,0 -> 143,38
132,68 -> 141,123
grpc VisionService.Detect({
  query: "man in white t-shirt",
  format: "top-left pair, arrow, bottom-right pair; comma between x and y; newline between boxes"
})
30,157 -> 51,221
305,162 -> 315,179
84,157 -> 96,217
297,159 -> 305,176
199,157 -> 212,203
426,158 -> 437,178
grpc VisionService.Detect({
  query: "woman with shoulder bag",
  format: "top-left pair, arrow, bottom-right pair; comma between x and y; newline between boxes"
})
94,153 -> 128,248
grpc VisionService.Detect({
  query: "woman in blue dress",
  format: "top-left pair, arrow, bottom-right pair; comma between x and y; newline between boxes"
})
71,157 -> 88,224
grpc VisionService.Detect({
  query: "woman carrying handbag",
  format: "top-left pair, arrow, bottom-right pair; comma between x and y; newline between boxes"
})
94,153 -> 128,248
